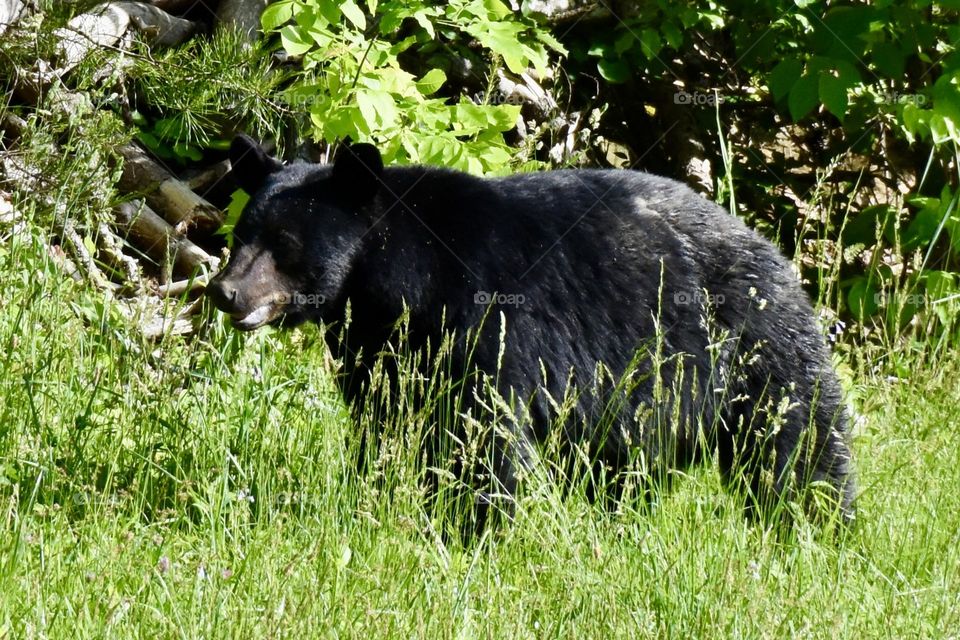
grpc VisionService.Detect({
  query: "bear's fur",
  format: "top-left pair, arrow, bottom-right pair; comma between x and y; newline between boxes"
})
208,135 -> 856,525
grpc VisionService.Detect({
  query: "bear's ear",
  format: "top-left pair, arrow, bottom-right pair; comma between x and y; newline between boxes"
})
229,134 -> 282,195
332,143 -> 384,198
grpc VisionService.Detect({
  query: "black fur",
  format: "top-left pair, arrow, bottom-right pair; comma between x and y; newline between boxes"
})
209,139 -> 856,525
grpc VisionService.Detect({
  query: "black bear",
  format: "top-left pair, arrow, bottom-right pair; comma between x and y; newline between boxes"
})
208,135 -> 856,526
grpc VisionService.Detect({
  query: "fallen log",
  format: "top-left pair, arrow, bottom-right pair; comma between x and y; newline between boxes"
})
116,295 -> 202,339
2,2 -> 223,338
62,219 -> 120,292
7,66 -> 224,243
183,160 -> 231,196
156,276 -> 208,298
114,199 -> 219,276
98,221 -> 144,291
496,69 -> 557,116
117,144 -> 224,235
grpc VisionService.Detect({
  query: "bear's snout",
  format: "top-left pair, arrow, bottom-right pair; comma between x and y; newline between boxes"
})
207,268 -> 291,331
206,277 -> 240,314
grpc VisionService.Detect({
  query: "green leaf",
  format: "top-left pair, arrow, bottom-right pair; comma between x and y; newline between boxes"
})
903,199 -> 942,251
476,142 -> 511,167
306,24 -> 335,48
811,6 -> 875,61
614,31 -> 634,56
929,113 -> 954,145
871,41 -> 905,77
316,2 -> 342,25
452,104 -> 487,134
416,100 -> 453,131
412,9 -> 435,38
520,42 -> 549,77
280,25 -> 315,56
537,29 -> 566,55
700,12 -> 724,29
931,75 -> 960,144
340,0 -> 366,29
483,0 -> 513,20
364,66 -> 417,96
173,142 -> 203,162
788,72 -> 819,121
587,42 -> 611,58
769,59 -> 802,101
83,235 -> 97,257
847,276 -> 880,319
356,90 -> 400,129
313,102 -> 364,138
835,59 -> 861,87
638,28 -> 662,59
416,135 -> 454,165
819,72 -> 849,121
135,131 -> 164,157
900,101 -> 930,143
261,0 -> 293,31
661,22 -> 683,49
465,21 -> 527,73
485,105 -> 520,131
452,104 -> 518,135
217,189 -> 251,249
840,205 -> 894,246
415,69 -> 447,96
679,8 -> 699,28
924,270 -> 957,301
379,7 -> 403,32
597,59 -> 631,84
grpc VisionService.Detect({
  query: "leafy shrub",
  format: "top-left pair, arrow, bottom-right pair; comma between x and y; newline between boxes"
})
261,0 -> 564,173
561,0 -> 960,341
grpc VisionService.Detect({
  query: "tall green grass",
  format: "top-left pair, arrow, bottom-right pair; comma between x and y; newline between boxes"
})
2,166 -> 960,637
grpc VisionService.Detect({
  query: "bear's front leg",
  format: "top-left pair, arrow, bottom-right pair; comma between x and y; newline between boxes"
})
467,424 -> 535,536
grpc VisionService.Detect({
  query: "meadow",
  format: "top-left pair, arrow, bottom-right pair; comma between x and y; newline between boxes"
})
1,208 -> 959,637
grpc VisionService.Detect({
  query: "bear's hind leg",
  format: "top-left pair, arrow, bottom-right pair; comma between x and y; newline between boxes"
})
718,388 -> 855,525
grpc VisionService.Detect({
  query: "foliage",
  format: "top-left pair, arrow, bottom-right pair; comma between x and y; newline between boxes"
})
261,0 -> 564,173
560,0 -> 960,341
566,1 -> 726,84
759,2 -> 960,334
127,31 -> 287,163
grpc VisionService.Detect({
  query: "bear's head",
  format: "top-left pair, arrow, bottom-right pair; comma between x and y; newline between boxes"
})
207,135 -> 385,330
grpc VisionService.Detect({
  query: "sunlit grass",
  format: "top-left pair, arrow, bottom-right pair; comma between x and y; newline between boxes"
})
1,182 -> 959,637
